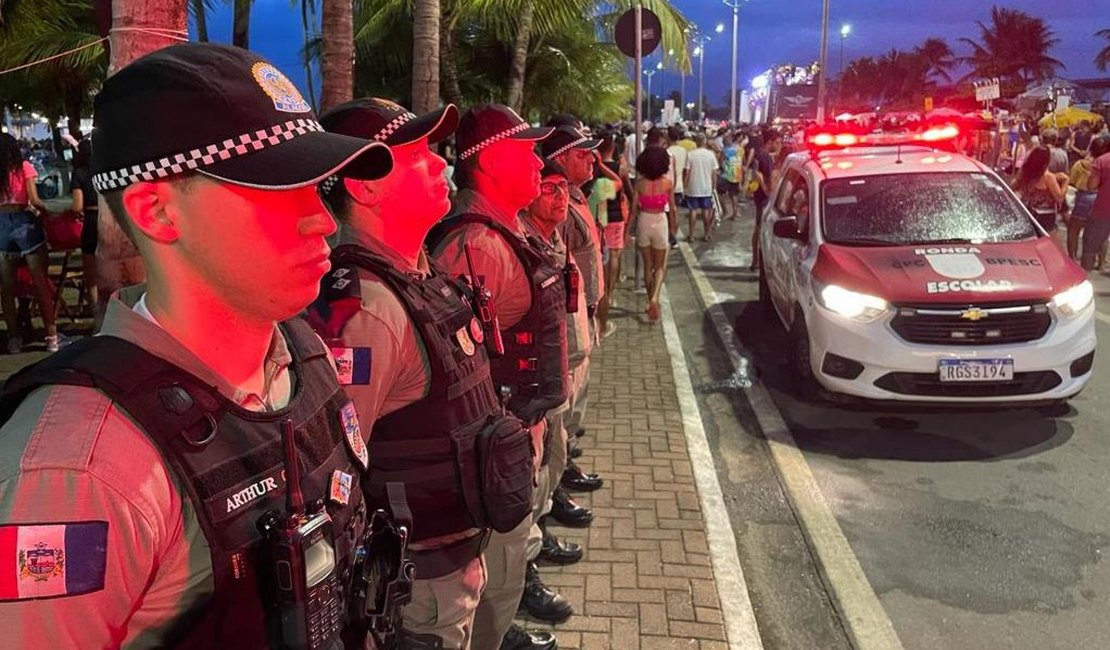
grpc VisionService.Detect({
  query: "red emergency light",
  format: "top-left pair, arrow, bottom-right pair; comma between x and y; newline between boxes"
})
807,123 -> 960,151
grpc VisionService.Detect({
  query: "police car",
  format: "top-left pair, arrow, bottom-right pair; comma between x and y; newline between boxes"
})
758,125 -> 1096,405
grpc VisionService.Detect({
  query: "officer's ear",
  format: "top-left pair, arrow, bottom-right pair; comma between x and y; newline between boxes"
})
121,180 -> 180,244
343,177 -> 382,210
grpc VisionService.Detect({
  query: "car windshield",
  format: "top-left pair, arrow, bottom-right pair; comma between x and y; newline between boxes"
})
821,172 -> 1037,246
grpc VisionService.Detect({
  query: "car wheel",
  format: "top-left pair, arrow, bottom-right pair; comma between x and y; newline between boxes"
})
789,309 -> 819,400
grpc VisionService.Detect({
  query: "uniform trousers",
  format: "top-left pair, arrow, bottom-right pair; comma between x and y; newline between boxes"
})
401,555 -> 486,649
472,420 -> 546,649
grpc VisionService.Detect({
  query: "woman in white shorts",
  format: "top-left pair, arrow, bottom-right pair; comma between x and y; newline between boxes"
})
632,146 -> 678,322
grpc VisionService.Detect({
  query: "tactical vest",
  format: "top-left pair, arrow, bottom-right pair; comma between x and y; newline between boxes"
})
307,245 -> 534,546
429,213 -> 569,425
0,320 -> 369,649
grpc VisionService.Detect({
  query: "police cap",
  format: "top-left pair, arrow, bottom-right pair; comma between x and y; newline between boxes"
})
456,104 -> 554,161
90,43 -> 393,192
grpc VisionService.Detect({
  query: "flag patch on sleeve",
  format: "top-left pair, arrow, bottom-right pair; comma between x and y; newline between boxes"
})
0,521 -> 108,601
331,347 -> 372,385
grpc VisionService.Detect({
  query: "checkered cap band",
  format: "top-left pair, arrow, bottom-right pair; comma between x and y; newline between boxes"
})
375,112 -> 416,142
545,136 -> 589,160
458,122 -> 531,161
320,175 -> 340,195
91,118 -> 324,191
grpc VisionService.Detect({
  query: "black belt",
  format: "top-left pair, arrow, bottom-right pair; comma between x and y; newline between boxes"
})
409,530 -> 490,580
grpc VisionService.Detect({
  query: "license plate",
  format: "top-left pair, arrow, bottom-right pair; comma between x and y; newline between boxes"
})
938,358 -> 1014,382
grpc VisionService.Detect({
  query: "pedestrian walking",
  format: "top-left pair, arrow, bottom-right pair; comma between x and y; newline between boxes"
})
634,146 -> 678,323
749,135 -> 774,271
683,134 -> 718,242
1082,136 -> 1110,271
69,138 -> 99,317
1067,137 -> 1107,261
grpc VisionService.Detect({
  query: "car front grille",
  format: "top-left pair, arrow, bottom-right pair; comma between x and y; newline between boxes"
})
889,302 -> 1052,346
874,371 -> 1062,397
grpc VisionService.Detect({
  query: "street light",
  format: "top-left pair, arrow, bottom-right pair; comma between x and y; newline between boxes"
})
715,23 -> 725,34
839,24 -> 850,75
723,1 -> 747,125
816,0 -> 831,122
644,68 -> 658,124
692,34 -> 711,123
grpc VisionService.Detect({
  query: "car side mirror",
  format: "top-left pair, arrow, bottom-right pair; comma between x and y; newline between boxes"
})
772,216 -> 804,240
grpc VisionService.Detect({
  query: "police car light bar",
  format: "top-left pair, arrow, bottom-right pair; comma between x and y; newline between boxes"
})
807,123 -> 960,151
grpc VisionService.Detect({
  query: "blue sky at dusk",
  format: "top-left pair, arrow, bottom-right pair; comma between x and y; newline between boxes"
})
191,0 -> 1106,107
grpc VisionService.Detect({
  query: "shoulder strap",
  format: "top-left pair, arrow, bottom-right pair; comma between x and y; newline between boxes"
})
0,335 -> 225,448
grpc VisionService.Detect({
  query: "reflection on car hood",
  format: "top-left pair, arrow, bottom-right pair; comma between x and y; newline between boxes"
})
812,239 -> 1087,303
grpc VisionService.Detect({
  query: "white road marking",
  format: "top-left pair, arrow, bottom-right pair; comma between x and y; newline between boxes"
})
677,242 -> 905,650
659,285 -> 765,650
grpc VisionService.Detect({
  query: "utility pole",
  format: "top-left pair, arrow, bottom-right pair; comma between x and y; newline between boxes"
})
816,0 -> 830,123
724,0 -> 742,125
644,68 -> 657,123
693,34 -> 710,124
634,2 -> 642,155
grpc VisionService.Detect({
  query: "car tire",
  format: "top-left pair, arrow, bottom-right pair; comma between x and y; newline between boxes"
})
789,308 -> 820,400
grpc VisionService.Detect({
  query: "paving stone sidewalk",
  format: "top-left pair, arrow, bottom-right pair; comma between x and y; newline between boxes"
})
515,285 -> 731,650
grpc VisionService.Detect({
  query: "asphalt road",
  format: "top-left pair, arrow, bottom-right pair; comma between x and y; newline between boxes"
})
660,200 -> 1110,650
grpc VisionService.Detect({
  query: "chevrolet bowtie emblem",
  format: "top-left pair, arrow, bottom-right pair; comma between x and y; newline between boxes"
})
960,308 -> 988,321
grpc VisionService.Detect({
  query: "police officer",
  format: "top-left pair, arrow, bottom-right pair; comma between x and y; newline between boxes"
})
541,126 -> 605,520
427,104 -> 564,650
0,44 -> 395,648
307,98 -> 535,650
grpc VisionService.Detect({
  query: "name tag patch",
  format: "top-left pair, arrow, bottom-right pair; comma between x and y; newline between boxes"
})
0,521 -> 108,601
332,347 -> 372,385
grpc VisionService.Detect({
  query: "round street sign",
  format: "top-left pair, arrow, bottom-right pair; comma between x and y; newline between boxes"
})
615,8 -> 662,59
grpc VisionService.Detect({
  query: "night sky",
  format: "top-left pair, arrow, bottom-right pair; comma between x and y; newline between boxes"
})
193,0 -> 1106,108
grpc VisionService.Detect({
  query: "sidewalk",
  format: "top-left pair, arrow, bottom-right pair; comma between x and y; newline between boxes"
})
515,284 -> 733,650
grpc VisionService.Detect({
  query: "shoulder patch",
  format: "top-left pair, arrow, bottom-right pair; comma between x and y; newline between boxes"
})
323,265 -> 363,303
0,521 -> 108,601
331,347 -> 372,385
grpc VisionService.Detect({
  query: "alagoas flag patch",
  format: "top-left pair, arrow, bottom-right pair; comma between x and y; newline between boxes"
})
331,347 -> 372,385
0,521 -> 108,601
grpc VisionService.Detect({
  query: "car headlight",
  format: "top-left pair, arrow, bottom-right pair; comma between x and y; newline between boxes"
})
1052,280 -> 1094,316
816,283 -> 889,322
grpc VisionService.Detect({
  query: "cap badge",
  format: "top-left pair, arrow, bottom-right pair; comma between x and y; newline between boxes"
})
252,62 -> 311,114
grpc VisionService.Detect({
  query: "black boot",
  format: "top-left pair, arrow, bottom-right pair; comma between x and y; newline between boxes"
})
550,488 -> 593,527
561,461 -> 603,492
538,517 -> 582,565
499,623 -> 557,650
519,561 -> 574,623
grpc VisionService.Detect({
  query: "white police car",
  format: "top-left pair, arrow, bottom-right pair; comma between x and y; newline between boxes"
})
758,127 -> 1096,404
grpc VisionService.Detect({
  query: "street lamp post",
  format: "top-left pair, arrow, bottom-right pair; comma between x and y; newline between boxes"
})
723,1 -> 744,125
816,0 -> 831,123
838,24 -> 850,108
692,34 -> 711,124
644,69 -> 658,124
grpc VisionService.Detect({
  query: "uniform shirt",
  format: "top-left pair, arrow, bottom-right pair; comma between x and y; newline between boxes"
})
524,217 -> 590,368
332,228 -> 481,554
0,287 -> 301,648
564,187 -> 604,308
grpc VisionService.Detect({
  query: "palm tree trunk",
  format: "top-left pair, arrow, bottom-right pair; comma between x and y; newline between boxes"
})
504,0 -> 535,112
439,8 -> 462,107
301,0 -> 318,111
320,0 -> 354,112
191,0 -> 208,42
232,0 -> 251,48
411,0 -> 440,113
100,0 -> 187,315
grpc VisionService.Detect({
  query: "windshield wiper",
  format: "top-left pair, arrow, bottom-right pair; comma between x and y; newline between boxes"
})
902,237 -> 980,245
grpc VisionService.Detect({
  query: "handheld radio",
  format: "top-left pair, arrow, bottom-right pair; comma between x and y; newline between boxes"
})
257,420 -> 344,650
464,243 -> 505,356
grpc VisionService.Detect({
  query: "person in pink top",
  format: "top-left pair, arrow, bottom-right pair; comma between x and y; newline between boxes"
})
0,134 -> 59,353
633,146 -> 678,322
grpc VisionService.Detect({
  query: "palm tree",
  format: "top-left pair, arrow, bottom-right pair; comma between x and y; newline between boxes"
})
1096,28 -> 1110,72
321,0 -> 354,111
232,0 -> 251,48
190,0 -> 211,41
915,37 -> 955,84
960,6 -> 1063,83
411,0 -> 440,112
